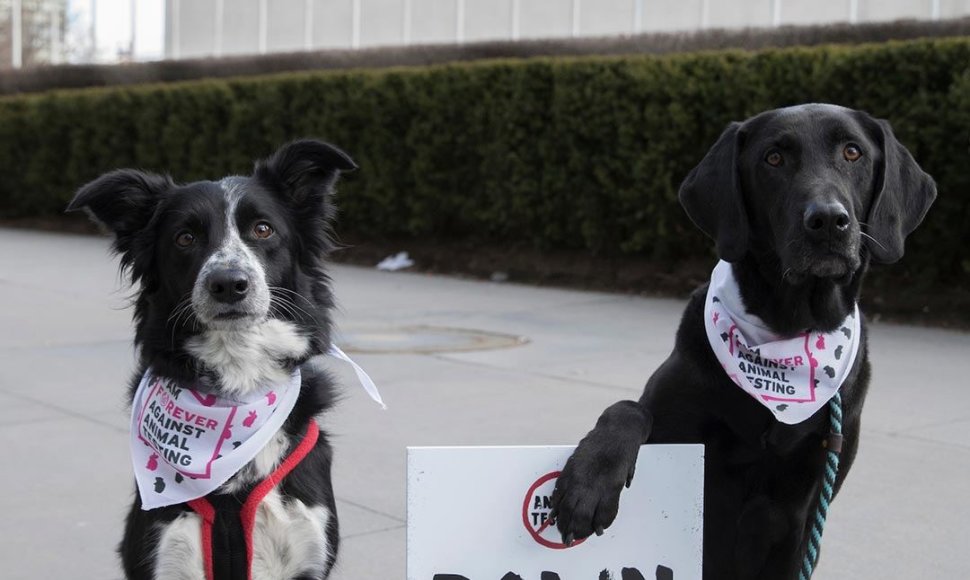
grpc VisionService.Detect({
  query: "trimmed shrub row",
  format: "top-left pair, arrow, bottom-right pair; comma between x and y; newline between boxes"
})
0,37 -> 968,298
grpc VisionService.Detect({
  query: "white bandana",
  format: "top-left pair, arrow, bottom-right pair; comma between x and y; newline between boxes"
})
130,367 -> 301,510
704,261 -> 860,425
131,344 -> 384,510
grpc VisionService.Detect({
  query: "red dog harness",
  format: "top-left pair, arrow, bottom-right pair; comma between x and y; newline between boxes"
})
187,420 -> 319,580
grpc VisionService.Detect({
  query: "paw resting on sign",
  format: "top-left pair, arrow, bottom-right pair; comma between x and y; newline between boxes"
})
549,404 -> 644,546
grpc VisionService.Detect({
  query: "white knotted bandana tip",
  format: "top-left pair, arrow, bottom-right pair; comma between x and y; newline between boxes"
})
327,343 -> 387,410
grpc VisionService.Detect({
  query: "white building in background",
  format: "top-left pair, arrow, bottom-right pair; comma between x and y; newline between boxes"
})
1,0 -> 166,68
4,0 -> 968,68
165,0 -> 970,59
0,0 -> 68,68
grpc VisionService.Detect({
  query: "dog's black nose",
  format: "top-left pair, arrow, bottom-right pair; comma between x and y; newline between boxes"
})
803,202 -> 850,238
207,269 -> 249,303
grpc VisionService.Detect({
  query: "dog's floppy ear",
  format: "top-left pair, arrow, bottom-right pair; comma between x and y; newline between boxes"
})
67,169 -> 171,252
679,122 -> 749,262
254,139 -> 357,206
859,115 -> 937,264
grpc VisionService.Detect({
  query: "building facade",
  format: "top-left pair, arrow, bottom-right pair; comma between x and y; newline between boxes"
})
0,0 -> 68,68
163,0 -> 970,59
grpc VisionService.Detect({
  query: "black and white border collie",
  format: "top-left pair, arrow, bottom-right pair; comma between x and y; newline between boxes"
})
69,140 -> 356,580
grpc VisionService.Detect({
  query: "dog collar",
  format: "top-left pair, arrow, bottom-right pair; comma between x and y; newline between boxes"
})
704,260 -> 861,425
130,367 -> 302,510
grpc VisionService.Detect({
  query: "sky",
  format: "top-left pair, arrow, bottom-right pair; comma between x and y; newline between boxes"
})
69,0 -> 165,62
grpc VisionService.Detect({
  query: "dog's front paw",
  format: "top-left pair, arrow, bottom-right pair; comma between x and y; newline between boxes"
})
549,428 -> 640,545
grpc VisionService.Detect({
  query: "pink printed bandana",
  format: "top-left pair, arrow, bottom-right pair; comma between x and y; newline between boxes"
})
130,368 -> 301,510
704,261 -> 860,425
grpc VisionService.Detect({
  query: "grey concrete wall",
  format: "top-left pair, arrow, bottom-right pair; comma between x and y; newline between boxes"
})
222,0 -> 260,55
165,0 -> 970,59
464,0 -> 514,42
361,0 -> 406,46
642,0 -> 704,32
581,0 -> 634,35
782,0 -> 853,26
178,0 -> 217,58
313,0 -> 354,49
709,0 -> 774,29
412,0 -> 458,44
267,0 -> 308,52
942,0 -> 970,17
859,0 -> 934,21
519,0 -> 574,38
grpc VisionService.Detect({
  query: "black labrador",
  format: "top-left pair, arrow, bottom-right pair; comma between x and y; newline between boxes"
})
549,104 -> 936,579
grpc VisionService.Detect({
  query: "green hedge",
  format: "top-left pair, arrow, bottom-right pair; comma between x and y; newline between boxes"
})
1,38 -> 968,295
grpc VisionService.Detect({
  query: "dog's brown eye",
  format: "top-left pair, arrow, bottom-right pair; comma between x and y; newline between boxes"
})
843,144 -> 862,162
175,231 -> 195,248
253,222 -> 274,239
765,150 -> 784,167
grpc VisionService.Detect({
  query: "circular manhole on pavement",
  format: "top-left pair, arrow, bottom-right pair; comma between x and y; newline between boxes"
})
335,325 -> 528,354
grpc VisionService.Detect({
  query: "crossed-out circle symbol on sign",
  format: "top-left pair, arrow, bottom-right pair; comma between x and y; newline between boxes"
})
521,471 -> 586,550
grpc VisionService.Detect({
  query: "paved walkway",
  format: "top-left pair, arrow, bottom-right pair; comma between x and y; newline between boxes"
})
0,228 -> 967,579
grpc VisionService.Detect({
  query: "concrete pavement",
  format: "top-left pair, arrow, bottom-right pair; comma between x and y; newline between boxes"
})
0,227 -> 967,579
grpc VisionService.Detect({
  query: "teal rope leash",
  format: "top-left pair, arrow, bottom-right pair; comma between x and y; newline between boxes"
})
799,392 -> 844,580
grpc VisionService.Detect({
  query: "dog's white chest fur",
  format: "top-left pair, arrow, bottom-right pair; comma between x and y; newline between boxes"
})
152,498 -> 332,580
155,320 -> 327,579
152,432 -> 332,579
186,319 -> 309,397
251,492 -> 332,578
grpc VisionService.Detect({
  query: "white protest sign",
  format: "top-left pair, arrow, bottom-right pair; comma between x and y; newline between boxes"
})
407,445 -> 704,580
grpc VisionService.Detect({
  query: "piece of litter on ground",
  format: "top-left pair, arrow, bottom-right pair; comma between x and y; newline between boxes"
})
376,251 -> 415,271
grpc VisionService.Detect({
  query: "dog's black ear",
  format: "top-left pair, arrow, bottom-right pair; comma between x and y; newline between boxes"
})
679,122 -> 749,262
859,115 -> 937,264
254,139 -> 357,206
67,169 -> 171,250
